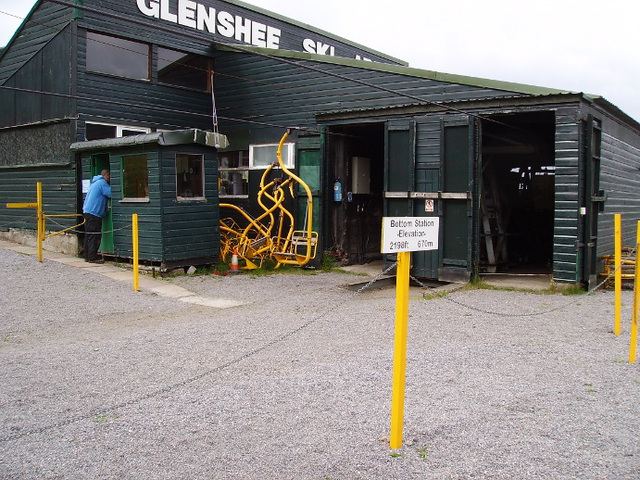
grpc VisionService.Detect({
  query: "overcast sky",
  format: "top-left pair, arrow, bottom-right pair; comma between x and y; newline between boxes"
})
1,0 -> 638,122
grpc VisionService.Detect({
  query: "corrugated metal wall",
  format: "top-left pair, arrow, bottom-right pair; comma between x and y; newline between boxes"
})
553,107 -> 581,283
0,165 -> 78,232
597,114 -> 640,257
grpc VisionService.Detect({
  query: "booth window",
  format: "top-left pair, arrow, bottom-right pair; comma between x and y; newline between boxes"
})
176,154 -> 204,200
250,143 -> 295,169
86,32 -> 150,80
219,150 -> 249,197
158,48 -> 210,91
86,122 -> 150,141
121,155 -> 149,200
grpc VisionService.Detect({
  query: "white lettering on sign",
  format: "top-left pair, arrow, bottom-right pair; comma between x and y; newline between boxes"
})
381,217 -> 440,253
136,0 -> 282,48
302,38 -> 336,56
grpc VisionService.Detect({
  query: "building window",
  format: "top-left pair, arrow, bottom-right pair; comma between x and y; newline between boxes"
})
250,143 -> 295,169
219,150 -> 249,197
86,122 -> 151,141
86,31 -> 150,80
122,155 -> 149,200
176,154 -> 204,200
158,47 -> 210,91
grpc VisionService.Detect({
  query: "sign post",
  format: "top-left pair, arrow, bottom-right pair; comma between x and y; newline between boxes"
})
382,216 -> 439,449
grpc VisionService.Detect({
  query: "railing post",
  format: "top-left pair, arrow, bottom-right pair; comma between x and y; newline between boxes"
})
614,213 -> 622,335
629,221 -> 640,363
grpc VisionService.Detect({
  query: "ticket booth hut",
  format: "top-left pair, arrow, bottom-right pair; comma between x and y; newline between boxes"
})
71,129 -> 227,270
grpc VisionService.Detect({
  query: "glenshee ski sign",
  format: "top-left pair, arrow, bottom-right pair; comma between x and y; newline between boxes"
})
134,0 -> 373,60
136,0 -> 283,48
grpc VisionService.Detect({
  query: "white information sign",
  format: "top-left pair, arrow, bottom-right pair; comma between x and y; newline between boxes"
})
381,217 -> 439,253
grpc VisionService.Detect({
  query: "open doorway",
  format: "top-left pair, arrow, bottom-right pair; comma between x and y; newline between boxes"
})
480,111 -> 555,273
327,123 -> 385,264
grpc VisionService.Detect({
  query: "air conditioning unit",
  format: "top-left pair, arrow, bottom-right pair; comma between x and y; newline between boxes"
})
351,157 -> 370,194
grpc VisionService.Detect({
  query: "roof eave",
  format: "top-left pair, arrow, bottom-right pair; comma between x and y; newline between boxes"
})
0,0 -> 44,62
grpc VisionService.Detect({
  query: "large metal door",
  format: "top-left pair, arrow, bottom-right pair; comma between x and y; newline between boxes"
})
581,115 -> 603,288
383,120 -> 415,266
438,119 -> 476,283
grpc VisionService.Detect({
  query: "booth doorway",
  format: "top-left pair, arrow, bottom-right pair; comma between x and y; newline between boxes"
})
89,153 -> 114,254
480,111 -> 555,273
326,123 -> 385,264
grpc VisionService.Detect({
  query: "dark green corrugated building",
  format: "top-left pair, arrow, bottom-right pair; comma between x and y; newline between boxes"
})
1,0 -> 639,284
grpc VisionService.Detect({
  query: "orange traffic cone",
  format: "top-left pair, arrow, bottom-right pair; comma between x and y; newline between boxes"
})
230,249 -> 240,274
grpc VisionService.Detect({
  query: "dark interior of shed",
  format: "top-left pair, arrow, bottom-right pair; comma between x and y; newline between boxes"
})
327,124 -> 385,265
480,111 -> 555,273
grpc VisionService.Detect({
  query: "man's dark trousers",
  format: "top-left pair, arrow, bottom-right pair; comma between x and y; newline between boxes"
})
84,213 -> 103,261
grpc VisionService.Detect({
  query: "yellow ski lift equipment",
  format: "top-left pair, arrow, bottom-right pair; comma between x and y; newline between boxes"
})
271,129 -> 318,266
217,129 -> 318,269
220,203 -> 273,269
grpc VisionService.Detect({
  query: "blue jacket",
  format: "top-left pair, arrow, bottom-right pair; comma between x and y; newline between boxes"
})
83,175 -> 112,218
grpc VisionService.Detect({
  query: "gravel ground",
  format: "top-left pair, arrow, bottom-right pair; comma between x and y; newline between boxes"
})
1,246 -> 639,479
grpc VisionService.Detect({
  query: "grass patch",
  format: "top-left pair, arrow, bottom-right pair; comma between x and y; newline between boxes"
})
422,289 -> 449,300
93,413 -> 119,424
416,445 -> 429,459
462,276 -> 587,296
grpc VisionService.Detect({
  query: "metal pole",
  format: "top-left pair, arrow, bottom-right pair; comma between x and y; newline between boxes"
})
629,221 -> 640,363
614,214 -> 622,336
390,251 -> 410,449
37,182 -> 43,263
133,214 -> 139,292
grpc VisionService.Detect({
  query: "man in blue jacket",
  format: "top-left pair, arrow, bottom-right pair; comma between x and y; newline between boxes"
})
83,169 -> 111,263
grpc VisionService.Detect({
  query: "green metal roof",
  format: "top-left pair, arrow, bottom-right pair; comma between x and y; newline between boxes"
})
216,43 -> 574,97
216,43 -> 640,131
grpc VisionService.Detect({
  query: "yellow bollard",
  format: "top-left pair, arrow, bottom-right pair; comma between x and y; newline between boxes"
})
614,214 -> 622,336
629,221 -> 640,363
132,214 -> 139,292
390,251 -> 410,449
36,182 -> 43,263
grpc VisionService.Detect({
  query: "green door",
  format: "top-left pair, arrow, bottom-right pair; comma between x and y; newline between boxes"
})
90,154 -> 114,253
295,133 -> 324,268
438,120 -> 477,283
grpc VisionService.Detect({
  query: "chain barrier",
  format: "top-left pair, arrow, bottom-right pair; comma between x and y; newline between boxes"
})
0,213 -> 131,236
0,255 -> 633,441
45,216 -> 133,235
411,264 -> 624,318
0,261 -> 398,442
